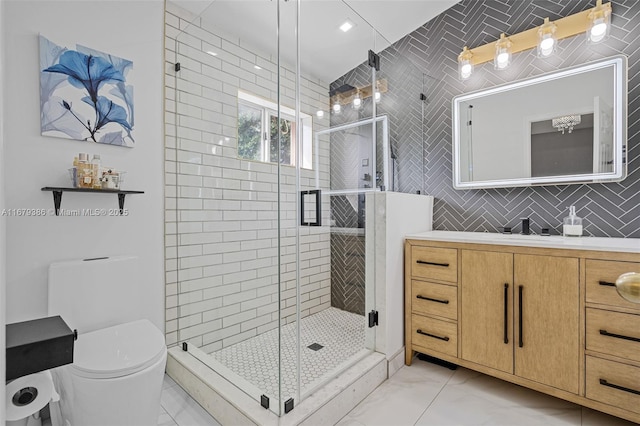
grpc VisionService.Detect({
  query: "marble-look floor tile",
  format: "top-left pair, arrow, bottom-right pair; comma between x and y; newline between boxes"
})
160,381 -> 221,426
415,367 -> 581,426
158,406 -> 178,426
343,359 -> 456,426
581,407 -> 638,426
334,416 -> 367,426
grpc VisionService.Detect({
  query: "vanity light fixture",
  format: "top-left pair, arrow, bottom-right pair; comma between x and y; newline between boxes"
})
458,46 -> 473,80
494,34 -> 512,70
329,79 -> 387,110
537,18 -> 557,58
456,1 -> 612,79
587,0 -> 611,44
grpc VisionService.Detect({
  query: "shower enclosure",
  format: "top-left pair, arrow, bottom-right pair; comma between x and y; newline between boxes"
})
164,0 -> 427,419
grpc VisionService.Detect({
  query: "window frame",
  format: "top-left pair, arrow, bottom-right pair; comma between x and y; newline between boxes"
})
237,91 -> 312,169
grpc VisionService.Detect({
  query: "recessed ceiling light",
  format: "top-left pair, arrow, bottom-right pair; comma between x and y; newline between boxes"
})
340,20 -> 354,33
206,51 -> 218,56
254,65 -> 262,70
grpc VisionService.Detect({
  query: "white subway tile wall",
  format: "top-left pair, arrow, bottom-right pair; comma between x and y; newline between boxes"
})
165,3 -> 332,352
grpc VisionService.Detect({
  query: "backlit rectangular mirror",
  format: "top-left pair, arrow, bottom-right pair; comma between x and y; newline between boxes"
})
452,55 -> 627,190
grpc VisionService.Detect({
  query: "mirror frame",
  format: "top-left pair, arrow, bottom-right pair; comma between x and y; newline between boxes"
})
452,55 -> 627,190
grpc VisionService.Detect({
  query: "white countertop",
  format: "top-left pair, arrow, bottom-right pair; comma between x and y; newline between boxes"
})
405,230 -> 640,254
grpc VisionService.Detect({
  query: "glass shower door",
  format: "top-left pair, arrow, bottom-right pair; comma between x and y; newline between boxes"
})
169,0 -> 289,415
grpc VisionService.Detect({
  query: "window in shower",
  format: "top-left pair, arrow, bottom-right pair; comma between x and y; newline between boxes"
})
237,90 -> 313,168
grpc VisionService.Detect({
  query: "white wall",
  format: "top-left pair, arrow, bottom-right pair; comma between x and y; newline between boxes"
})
165,3 -> 332,351
3,1 -> 165,332
1,0 -> 6,421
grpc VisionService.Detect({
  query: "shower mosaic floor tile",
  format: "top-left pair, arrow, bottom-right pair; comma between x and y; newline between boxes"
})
209,307 -> 366,402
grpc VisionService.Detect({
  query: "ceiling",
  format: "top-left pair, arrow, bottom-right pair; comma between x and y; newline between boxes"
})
170,0 -> 459,83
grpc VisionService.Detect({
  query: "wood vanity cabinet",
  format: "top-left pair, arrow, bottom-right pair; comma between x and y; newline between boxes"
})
405,237 -> 640,424
459,250 -> 579,393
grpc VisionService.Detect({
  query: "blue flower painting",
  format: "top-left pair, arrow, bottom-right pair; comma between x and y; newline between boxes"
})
39,36 -> 134,147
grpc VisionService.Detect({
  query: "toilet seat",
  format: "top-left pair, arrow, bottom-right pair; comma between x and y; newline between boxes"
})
70,319 -> 166,379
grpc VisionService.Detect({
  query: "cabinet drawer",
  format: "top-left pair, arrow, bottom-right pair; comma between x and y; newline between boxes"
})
586,259 -> 640,310
411,281 -> 457,320
411,246 -> 458,283
586,308 -> 640,363
586,356 -> 640,415
411,314 -> 457,357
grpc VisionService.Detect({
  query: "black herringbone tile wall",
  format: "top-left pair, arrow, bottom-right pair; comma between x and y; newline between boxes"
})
332,0 -> 640,238
330,232 -> 366,315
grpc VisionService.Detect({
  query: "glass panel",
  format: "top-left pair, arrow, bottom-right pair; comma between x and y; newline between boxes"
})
238,102 -> 263,162
269,114 -> 294,165
169,0 -> 285,415
296,0 -> 380,407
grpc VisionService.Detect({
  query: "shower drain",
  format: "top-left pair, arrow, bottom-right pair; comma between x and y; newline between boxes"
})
307,343 -> 324,351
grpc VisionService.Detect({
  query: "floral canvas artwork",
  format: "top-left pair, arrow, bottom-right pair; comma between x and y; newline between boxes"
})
39,35 -> 134,147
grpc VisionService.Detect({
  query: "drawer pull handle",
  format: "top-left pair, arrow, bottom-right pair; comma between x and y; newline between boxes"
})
599,379 -> 640,396
518,285 -> 524,348
416,260 -> 450,267
416,295 -> 449,304
417,329 -> 450,341
598,280 -> 616,287
599,329 -> 640,343
504,283 -> 509,344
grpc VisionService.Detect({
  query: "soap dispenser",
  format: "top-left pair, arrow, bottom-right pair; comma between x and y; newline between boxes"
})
563,206 -> 583,237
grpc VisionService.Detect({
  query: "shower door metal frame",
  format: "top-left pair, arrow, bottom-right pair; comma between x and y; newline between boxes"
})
313,115 -> 390,195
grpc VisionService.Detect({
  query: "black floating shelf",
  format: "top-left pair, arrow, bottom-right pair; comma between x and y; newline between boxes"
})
41,187 -> 144,216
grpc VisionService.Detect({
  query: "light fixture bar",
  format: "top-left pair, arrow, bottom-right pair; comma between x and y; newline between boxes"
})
330,79 -> 388,107
464,2 -> 611,66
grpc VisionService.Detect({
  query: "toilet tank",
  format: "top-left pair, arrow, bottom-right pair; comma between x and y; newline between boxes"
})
48,256 -> 144,334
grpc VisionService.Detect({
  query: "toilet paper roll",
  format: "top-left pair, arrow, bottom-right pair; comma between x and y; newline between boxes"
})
6,370 -> 54,422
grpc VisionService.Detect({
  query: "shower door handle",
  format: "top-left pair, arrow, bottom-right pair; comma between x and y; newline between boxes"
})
300,189 -> 322,226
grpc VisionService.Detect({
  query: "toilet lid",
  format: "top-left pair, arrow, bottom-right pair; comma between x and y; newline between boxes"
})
71,319 -> 166,379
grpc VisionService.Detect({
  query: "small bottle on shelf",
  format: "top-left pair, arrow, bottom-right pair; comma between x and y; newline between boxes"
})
563,206 -> 583,237
78,153 -> 92,188
91,154 -> 101,189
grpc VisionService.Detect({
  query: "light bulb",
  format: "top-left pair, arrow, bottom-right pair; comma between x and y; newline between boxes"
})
353,95 -> 361,109
494,33 -> 512,70
496,52 -> 509,69
333,103 -> 341,113
587,0 -> 611,44
458,46 -> 474,80
590,21 -> 607,42
460,63 -> 472,79
537,17 -> 557,59
539,37 -> 555,57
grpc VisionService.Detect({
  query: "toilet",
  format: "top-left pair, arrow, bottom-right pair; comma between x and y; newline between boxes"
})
47,256 -> 167,426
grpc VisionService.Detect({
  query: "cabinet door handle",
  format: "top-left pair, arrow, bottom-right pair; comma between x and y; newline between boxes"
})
518,285 -> 524,348
599,379 -> 640,396
416,295 -> 449,304
416,260 -> 449,267
598,280 -> 616,287
416,329 -> 450,341
599,329 -> 640,343
504,283 -> 509,344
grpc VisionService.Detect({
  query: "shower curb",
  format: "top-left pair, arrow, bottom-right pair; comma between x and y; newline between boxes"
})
166,347 -> 387,425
